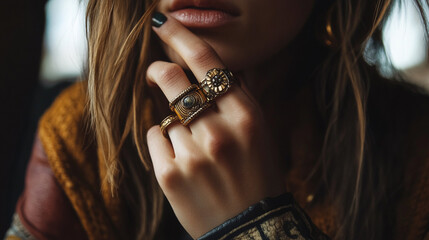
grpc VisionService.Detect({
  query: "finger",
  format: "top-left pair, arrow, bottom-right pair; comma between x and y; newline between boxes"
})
147,125 -> 175,166
147,126 -> 189,192
146,61 -> 215,135
151,16 -> 257,115
151,14 -> 258,132
168,121 -> 193,148
152,13 -> 225,81
147,61 -> 192,102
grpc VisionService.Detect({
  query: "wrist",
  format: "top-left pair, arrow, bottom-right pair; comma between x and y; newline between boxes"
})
197,192 -> 329,240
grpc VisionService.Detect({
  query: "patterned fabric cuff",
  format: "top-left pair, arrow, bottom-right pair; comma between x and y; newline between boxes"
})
198,193 -> 330,240
4,213 -> 36,240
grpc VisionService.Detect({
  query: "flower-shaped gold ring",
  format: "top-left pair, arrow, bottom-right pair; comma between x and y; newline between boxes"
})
169,84 -> 212,126
200,68 -> 235,102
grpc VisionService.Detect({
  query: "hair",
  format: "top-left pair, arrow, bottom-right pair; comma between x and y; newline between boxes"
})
316,1 -> 428,239
86,0 -> 162,238
85,0 -> 428,239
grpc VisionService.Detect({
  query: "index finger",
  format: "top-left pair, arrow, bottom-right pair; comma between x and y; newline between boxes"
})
152,12 -> 225,81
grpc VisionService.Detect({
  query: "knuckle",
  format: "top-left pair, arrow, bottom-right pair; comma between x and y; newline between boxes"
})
187,44 -> 216,64
146,126 -> 160,140
157,64 -> 184,88
179,151 -> 210,174
180,150 -> 200,163
205,132 -> 228,159
186,158 -> 211,174
157,165 -> 181,189
162,25 -> 180,41
146,61 -> 162,77
235,108 -> 259,136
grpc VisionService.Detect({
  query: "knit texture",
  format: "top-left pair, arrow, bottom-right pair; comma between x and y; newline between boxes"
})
38,82 -> 119,240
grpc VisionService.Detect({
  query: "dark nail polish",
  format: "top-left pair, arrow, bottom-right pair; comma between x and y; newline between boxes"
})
152,12 -> 167,28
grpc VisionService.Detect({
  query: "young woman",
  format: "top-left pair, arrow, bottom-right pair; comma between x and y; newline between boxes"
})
6,0 -> 429,239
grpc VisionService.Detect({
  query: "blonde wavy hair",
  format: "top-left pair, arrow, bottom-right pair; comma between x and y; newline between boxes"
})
85,0 -> 428,239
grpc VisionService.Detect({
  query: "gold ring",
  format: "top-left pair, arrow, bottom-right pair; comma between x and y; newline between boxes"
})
169,84 -> 212,126
160,115 -> 179,138
200,68 -> 235,102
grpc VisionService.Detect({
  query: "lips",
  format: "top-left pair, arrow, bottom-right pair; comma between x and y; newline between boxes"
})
168,0 -> 240,28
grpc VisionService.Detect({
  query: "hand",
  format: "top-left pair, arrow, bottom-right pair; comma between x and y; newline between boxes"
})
146,14 -> 284,239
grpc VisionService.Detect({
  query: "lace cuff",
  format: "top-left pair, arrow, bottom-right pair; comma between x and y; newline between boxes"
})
198,193 -> 330,240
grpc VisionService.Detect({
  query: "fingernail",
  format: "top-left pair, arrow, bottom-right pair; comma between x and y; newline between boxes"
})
152,12 -> 167,28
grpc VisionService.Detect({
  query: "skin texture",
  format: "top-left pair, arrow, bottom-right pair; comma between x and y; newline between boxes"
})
147,1 -> 314,238
156,0 -> 315,72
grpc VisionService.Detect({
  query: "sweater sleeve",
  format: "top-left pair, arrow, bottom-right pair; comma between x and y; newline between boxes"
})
5,134 -> 88,240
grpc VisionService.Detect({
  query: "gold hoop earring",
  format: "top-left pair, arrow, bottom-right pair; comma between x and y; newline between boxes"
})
318,5 -> 337,48
324,21 -> 335,47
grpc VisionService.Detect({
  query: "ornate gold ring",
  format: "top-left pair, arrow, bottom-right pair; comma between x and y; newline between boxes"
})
169,84 -> 212,126
160,115 -> 179,138
200,68 -> 235,102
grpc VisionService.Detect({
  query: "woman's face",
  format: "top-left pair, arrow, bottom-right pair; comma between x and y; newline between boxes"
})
156,0 -> 315,71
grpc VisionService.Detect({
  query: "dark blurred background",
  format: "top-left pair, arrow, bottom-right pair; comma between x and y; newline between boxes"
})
0,0 -> 81,235
0,0 -> 428,237
0,0 -> 47,235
